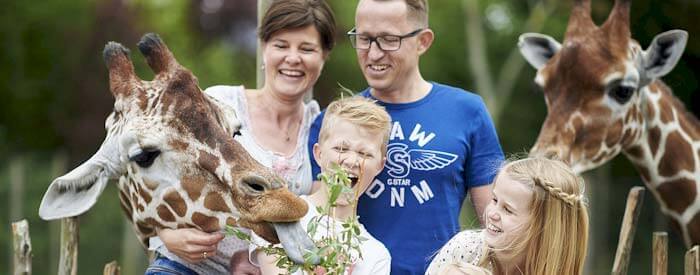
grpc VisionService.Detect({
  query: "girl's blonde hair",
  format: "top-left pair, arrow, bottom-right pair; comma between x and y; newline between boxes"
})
479,157 -> 589,275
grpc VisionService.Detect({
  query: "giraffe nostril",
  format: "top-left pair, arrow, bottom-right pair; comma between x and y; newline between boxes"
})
242,175 -> 269,193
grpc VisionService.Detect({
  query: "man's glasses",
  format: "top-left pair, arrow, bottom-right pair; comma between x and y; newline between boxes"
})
347,28 -> 424,51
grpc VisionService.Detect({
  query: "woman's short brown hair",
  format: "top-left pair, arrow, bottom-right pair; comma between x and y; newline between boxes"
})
259,0 -> 336,52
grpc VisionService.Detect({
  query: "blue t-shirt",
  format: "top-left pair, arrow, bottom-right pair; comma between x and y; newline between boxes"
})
308,82 -> 504,275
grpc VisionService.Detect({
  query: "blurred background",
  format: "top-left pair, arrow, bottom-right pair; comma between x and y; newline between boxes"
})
1,0 -> 698,274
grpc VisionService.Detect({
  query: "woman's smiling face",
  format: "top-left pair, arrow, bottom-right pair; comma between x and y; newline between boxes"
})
483,173 -> 534,250
262,25 -> 326,99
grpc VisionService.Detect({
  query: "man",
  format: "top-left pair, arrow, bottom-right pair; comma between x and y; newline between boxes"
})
308,0 -> 504,274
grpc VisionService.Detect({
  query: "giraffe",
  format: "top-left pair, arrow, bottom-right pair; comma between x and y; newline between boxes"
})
517,0 -> 699,247
38,33 -> 316,263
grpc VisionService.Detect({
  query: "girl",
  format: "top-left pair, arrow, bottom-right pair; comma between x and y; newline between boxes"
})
427,157 -> 589,275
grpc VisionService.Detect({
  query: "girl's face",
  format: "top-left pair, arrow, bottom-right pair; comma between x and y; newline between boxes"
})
483,173 -> 534,250
262,25 -> 326,99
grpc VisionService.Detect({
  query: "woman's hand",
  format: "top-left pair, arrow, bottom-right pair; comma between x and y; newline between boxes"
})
158,228 -> 224,263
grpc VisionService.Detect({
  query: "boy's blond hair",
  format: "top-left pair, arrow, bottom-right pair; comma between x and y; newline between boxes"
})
318,97 -> 391,156
479,157 -> 589,275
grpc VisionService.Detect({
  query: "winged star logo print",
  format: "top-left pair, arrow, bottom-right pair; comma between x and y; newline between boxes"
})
385,143 -> 458,178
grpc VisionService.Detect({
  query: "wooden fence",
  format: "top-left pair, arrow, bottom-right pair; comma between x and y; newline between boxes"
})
10,185 -> 700,274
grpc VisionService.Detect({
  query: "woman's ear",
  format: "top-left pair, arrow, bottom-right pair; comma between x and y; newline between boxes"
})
417,28 -> 434,55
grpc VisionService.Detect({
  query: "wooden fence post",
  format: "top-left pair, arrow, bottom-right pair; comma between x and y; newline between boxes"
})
686,246 -> 699,275
12,219 -> 32,275
58,217 -> 79,275
103,261 -> 120,275
611,186 -> 645,275
50,151 -> 68,275
653,232 -> 668,275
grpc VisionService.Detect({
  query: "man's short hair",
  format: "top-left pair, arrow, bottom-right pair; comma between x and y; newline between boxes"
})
371,0 -> 429,28
319,97 -> 392,156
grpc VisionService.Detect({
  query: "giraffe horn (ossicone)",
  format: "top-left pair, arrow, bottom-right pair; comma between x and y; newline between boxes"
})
103,42 -> 139,98
565,0 -> 597,38
602,0 -> 632,38
137,33 -> 179,75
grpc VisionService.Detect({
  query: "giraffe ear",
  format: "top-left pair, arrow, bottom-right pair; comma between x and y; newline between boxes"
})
39,165 -> 110,220
519,33 -> 562,70
39,141 -> 122,220
642,30 -> 688,80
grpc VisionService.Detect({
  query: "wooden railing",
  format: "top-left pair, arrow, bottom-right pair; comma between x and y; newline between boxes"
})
12,185 -> 699,274
610,186 -> 699,275
11,217 -> 120,275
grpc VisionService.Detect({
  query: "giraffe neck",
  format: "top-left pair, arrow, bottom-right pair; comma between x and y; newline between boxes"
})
622,80 -> 700,247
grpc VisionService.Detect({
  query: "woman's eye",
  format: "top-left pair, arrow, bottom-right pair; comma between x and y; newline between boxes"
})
274,44 -> 287,49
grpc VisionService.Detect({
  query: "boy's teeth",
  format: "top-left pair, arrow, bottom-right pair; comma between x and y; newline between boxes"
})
369,65 -> 388,71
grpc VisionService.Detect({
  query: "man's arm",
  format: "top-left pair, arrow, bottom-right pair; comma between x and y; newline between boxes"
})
468,184 -> 493,226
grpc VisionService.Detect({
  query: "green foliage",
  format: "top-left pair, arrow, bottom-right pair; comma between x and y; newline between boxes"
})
227,165 -> 365,274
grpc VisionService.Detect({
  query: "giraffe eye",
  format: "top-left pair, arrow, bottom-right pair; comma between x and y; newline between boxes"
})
609,85 -> 636,104
129,149 -> 161,168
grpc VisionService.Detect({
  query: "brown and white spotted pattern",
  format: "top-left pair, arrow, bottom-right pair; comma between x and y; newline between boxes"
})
39,33 -> 315,263
518,0 -> 699,246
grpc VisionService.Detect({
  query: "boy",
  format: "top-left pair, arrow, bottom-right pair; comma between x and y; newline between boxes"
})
253,97 -> 393,275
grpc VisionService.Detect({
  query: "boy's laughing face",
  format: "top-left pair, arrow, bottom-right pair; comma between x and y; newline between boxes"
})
314,118 -> 385,205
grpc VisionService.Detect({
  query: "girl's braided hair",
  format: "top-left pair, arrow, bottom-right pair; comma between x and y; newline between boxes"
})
532,176 -> 585,206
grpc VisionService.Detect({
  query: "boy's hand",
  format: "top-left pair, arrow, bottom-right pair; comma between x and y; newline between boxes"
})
158,228 -> 224,263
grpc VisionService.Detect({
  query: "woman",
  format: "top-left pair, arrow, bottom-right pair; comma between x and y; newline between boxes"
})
145,0 -> 336,274
427,157 -> 589,275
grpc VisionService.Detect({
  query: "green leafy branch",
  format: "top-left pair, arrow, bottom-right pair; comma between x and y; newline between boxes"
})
226,164 -> 366,274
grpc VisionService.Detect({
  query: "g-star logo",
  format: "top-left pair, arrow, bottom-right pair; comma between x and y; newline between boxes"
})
385,143 -> 458,178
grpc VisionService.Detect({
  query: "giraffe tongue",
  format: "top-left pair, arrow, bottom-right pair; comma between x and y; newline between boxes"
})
273,221 -> 320,265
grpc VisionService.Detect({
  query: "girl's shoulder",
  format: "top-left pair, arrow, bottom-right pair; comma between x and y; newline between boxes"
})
426,230 -> 484,275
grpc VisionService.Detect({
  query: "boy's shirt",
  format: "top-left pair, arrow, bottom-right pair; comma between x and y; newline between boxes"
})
308,82 -> 504,275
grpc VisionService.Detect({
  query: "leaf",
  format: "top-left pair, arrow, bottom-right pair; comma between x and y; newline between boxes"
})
226,227 -> 252,241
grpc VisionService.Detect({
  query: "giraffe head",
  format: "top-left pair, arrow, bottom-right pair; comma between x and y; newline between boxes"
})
518,0 -> 687,173
39,33 -> 316,263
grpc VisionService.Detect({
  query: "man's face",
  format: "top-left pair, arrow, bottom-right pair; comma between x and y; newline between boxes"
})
355,0 -> 422,94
